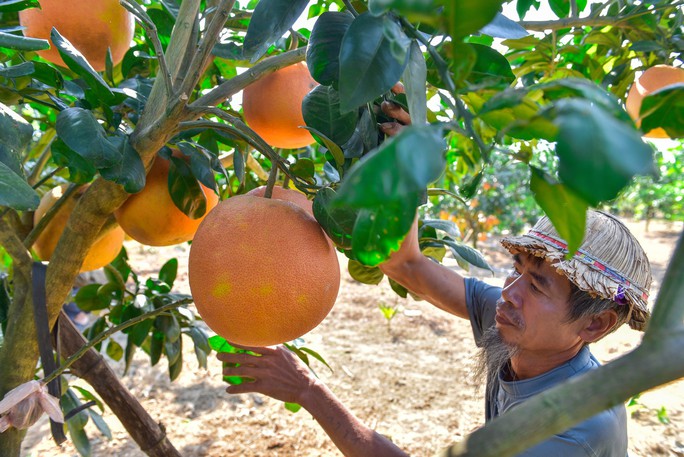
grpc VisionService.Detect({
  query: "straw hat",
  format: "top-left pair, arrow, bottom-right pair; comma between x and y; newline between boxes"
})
501,211 -> 652,331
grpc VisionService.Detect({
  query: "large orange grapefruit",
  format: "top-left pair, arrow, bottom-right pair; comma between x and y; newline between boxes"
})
19,0 -> 135,72
114,152 -> 219,246
33,185 -> 125,272
625,64 -> 684,138
246,185 -> 313,215
188,195 -> 340,346
242,62 -> 318,149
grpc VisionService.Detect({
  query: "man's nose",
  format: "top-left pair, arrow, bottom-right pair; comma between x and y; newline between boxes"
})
501,274 -> 523,308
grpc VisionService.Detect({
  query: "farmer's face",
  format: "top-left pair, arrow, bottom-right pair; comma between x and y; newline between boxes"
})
496,252 -> 584,354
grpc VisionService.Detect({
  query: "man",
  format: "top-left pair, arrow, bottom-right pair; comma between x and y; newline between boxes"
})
218,209 -> 652,456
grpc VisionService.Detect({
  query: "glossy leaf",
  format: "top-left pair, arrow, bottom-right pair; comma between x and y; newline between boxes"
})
422,218 -> 461,238
352,202 -> 418,266
51,28 -> 114,103
55,108 -> 120,168
479,13 -> 528,39
338,13 -> 410,113
348,259 -> 385,285
640,84 -> 684,139
403,41 -> 427,125
0,0 -> 39,12
159,258 -> 178,288
99,134 -> 146,193
333,124 -> 446,208
467,43 -> 516,87
168,156 -> 207,219
443,0 -> 505,40
243,0 -> 309,62
441,238 -> 492,271
553,99 -> 655,206
126,318 -> 154,347
0,30 -> 48,51
75,284 -> 110,312
0,162 -> 39,210
530,166 -> 588,256
302,85 -> 358,145
306,11 -> 354,87
312,187 -> 358,250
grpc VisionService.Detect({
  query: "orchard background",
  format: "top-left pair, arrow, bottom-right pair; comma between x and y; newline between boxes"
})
1,0 -> 683,456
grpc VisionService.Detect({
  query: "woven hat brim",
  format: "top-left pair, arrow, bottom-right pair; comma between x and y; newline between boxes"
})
501,233 -> 650,331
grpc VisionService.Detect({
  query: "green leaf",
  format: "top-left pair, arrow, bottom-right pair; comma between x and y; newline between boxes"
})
0,61 -> 34,78
50,28 -> 114,103
479,13 -> 528,39
168,351 -> 183,381
443,0 -> 505,40
208,335 -> 255,385
297,346 -> 333,372
530,166 -> 588,256
284,402 -> 302,413
312,187 -> 358,250
516,0 -> 540,18
150,332 -> 164,366
106,340 -> 124,361
422,219 -> 461,238
165,337 -> 181,366
0,30 -> 48,51
156,314 -> 181,343
87,408 -> 112,440
553,99 -> 655,206
640,84 -> 684,138
0,101 -> 33,177
306,11 -> 354,87
301,127 -> 345,172
126,318 -> 154,347
0,0 -> 39,12
188,326 -> 210,369
403,41 -> 427,125
51,138 -> 97,184
537,78 -> 630,123
74,284 -> 110,312
243,0 -> 309,62
467,43 -> 515,87
388,277 -> 408,298
159,258 -> 178,288
352,202 -> 417,266
302,85 -> 359,145
441,238 -> 492,271
348,259 -> 385,284
549,0 -> 586,18
55,108 -> 120,168
338,13 -> 410,113
99,134 -> 146,193
0,161 -> 39,210
290,158 -> 315,180
168,156 -> 207,219
333,124 -> 446,208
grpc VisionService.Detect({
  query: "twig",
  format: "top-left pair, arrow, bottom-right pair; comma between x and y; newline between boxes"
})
23,183 -> 83,249
120,0 -> 174,96
26,128 -> 56,185
43,298 -> 193,385
188,47 -> 306,110
342,0 -> 359,17
176,0 -> 236,102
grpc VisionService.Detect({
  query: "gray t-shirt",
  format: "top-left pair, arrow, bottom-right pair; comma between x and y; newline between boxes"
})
464,277 -> 628,457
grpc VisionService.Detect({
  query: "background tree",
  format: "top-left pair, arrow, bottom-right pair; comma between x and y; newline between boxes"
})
0,0 -> 683,456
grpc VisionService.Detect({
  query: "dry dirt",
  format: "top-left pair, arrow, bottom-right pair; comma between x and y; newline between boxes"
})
22,219 -> 684,457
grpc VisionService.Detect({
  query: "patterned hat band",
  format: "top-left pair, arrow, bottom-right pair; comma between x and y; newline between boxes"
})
525,230 -> 650,304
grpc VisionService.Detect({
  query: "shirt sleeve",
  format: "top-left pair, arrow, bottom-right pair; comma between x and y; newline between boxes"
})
464,277 -> 501,347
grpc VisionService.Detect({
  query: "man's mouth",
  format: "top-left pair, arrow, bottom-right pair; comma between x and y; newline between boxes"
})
495,302 -> 522,328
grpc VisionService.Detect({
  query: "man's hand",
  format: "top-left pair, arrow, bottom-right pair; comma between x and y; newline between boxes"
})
217,343 -> 317,405
379,82 -> 411,136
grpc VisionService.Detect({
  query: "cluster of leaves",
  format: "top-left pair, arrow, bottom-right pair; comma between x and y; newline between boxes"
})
72,250 -> 209,381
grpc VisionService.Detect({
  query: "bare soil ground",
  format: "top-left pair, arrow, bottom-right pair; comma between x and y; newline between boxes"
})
22,219 -> 684,457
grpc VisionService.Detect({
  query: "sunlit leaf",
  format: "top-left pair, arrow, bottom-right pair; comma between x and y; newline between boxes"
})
333,124 -> 446,208
530,166 -> 588,255
553,99 -> 655,206
443,0 -> 505,40
352,202 -> 418,266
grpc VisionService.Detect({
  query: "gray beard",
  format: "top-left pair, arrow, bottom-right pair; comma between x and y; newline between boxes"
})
473,326 -> 521,398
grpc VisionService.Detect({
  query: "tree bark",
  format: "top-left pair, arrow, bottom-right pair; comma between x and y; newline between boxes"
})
57,315 -> 181,457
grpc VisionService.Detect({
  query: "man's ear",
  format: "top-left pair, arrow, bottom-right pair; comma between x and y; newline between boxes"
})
579,309 -> 618,343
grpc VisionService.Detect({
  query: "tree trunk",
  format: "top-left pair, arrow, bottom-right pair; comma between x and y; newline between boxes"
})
58,315 -> 181,457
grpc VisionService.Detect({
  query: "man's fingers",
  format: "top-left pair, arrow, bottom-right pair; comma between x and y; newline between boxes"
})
379,122 -> 404,136
391,82 -> 405,94
381,101 -> 411,125
217,352 -> 259,364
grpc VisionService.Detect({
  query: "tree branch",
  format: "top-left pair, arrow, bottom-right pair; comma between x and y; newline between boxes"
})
188,47 -> 307,110
120,0 -> 174,96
